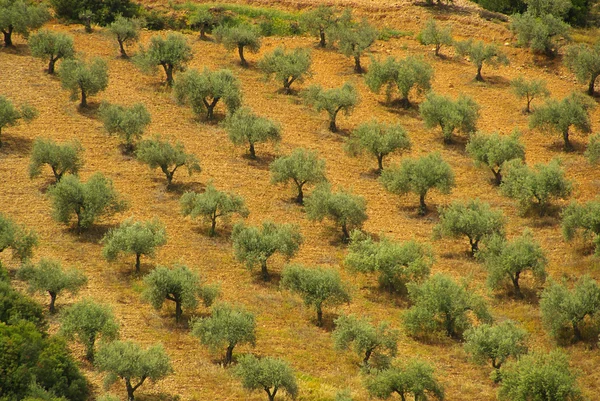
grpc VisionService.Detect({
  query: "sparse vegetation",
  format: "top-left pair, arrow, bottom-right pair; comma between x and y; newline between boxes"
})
0,95 -> 38,147
303,82 -> 359,132
562,199 -> 600,255
0,213 -> 37,261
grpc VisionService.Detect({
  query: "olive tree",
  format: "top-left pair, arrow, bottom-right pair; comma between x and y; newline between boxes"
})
99,102 -> 151,152
143,264 -> 219,323
96,340 -> 172,401
48,173 -> 126,231
17,259 -> 87,313
562,199 -> 600,255
404,274 -> 492,340
464,321 -> 528,371
380,153 -> 455,216
365,56 -> 433,108
540,276 -> 600,343
234,355 -> 298,401
270,148 -> 327,204
0,0 -> 49,47
29,138 -> 83,183
231,221 -> 302,281
510,76 -> 550,113
417,18 -> 453,57
333,314 -> 398,368
59,299 -> 119,361
500,159 -> 572,216
345,231 -> 433,293
135,136 -> 201,187
0,213 -> 37,261
480,231 -> 547,298
107,15 -> 143,58
188,8 -> 218,40
135,33 -> 193,86
466,131 -> 525,185
29,30 -> 75,74
565,41 -> 600,96
302,82 -> 358,132
281,264 -> 351,326
454,39 -> 509,81
258,47 -> 312,94
586,133 -> 600,164
345,121 -> 411,173
420,92 -> 480,143
510,13 -> 569,57
305,183 -> 367,243
366,360 -> 444,400
498,351 -> 582,401
174,68 -> 242,121
180,183 -> 249,237
58,57 -> 109,108
223,107 -> 281,159
332,18 -> 378,73
214,25 -> 261,67
191,303 -> 256,365
529,92 -> 594,151
0,95 -> 37,147
434,199 -> 505,255
101,218 -> 167,273
300,5 -> 338,47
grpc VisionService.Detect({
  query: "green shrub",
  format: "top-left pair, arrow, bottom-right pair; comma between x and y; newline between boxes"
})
234,355 -> 298,401
214,24 -> 261,67
223,107 -> 280,159
302,82 -> 359,132
258,47 -> 311,93
565,40 -> 600,96
29,138 -> 83,183
270,148 -> 327,204
99,102 -> 151,152
134,33 -> 193,86
466,130 -> 525,185
0,213 -> 38,261
562,198 -> 600,255
510,76 -> 550,113
331,16 -> 378,73
420,92 -> 480,143
585,133 -> 600,164
417,18 -> 453,57
107,15 -> 143,58
510,13 -> 569,57
366,360 -> 444,400
58,57 -> 109,108
0,95 -> 38,147
464,321 -> 528,371
454,39 -> 509,81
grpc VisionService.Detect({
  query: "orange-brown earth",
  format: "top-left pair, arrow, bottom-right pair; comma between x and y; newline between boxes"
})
1,0 -> 600,400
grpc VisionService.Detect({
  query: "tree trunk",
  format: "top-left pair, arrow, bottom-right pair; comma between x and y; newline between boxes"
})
164,65 -> 174,87
261,260 -> 270,281
563,129 -> 573,152
526,96 -> 532,113
210,216 -> 217,237
341,223 -> 350,243
249,142 -> 256,159
469,238 -> 479,256
0,127 -> 3,147
118,39 -> 128,58
354,55 -> 363,74
48,57 -> 57,74
200,26 -> 207,39
126,379 -> 135,401
85,334 -> 96,361
588,75 -> 598,96
316,304 -> 323,327
573,322 -> 582,342
164,169 -> 174,187
295,183 -> 304,205
491,168 -> 502,185
377,154 -> 384,174
225,344 -> 234,365
49,292 -> 57,313
512,271 -> 523,299
475,65 -> 484,82
319,29 -> 326,47
175,301 -> 182,323
435,43 -> 441,56
135,253 -> 141,273
363,348 -> 373,365
3,28 -> 13,47
418,193 -> 427,216
399,96 -> 411,109
266,388 -> 277,401
205,97 -> 220,121
238,45 -> 247,67
329,117 -> 338,132
80,88 -> 87,108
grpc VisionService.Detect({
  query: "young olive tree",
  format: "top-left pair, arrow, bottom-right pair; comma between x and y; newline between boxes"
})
0,213 -> 37,261
95,340 -> 172,401
101,218 -> 167,273
562,199 -> 600,255
214,25 -> 261,67
29,30 -> 75,74
565,41 -> 600,96
365,56 -> 433,108
107,15 -> 143,58
223,107 -> 281,159
191,303 -> 256,365
17,259 -> 87,313
586,133 -> 600,164
454,39 -> 509,81
270,148 -> 327,204
300,5 -> 339,48
302,82 -> 358,132
345,230 -> 433,293
180,183 -> 249,237
174,68 -> 242,121
434,199 -> 505,255
48,173 -> 126,231
404,274 -> 492,340
231,221 -> 302,281
529,92 -> 594,151
0,95 -> 37,147
135,136 -> 201,187
498,351 -> 582,401
258,47 -> 312,94
380,153 -> 455,216
366,360 -> 444,401
99,102 -> 151,152
510,76 -> 550,113
59,299 -> 119,361
0,0 -> 49,47
135,33 -> 193,86
29,138 -> 83,183
305,183 -> 367,243
480,231 -> 547,298
464,321 -> 528,371
281,264 -> 351,326
500,159 -> 572,216
58,57 -> 109,108
417,18 -> 453,57
188,8 -> 218,40
332,18 -> 378,73
143,264 -> 219,323
466,130 -> 525,185
333,314 -> 398,368
510,13 -> 569,57
234,355 -> 298,401
540,276 -> 600,343
419,92 -> 480,143
345,121 -> 411,173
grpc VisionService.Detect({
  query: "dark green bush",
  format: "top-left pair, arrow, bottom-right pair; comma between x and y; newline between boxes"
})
50,0 -> 139,25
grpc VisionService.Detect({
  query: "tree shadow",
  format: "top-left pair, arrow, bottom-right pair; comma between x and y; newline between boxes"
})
0,44 -> 30,56
159,179 -> 205,195
77,102 -> 101,119
543,138 -> 586,154
493,286 -> 541,306
0,133 -> 33,156
442,134 -> 469,152
481,75 -> 511,88
137,392 -> 181,401
243,152 -> 277,171
73,222 -> 116,243
191,223 -> 235,242
414,1 -> 473,15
